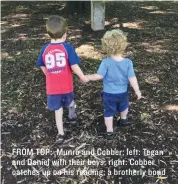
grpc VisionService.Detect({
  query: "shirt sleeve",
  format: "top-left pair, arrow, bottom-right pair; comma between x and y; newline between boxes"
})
36,46 -> 45,67
97,60 -> 108,77
66,44 -> 80,66
128,59 -> 135,78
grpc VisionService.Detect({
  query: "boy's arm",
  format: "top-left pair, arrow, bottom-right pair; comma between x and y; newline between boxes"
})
87,74 -> 103,81
86,59 -> 106,81
128,60 -> 141,100
71,64 -> 88,82
66,44 -> 88,83
129,76 -> 142,100
40,66 -> 46,75
36,45 -> 46,73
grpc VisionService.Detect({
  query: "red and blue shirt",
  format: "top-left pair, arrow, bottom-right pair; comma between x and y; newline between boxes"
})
36,42 -> 80,95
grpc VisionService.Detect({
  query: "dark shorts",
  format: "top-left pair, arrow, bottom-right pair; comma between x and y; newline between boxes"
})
102,91 -> 129,117
47,92 -> 74,111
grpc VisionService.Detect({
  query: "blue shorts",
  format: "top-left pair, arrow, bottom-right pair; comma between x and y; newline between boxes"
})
47,92 -> 74,111
102,91 -> 129,117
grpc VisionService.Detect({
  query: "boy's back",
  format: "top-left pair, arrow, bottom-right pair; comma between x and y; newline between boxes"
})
37,42 -> 80,95
86,29 -> 141,135
36,15 -> 88,143
97,57 -> 135,94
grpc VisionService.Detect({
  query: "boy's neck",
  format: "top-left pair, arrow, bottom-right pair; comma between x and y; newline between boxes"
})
51,38 -> 65,43
111,54 -> 124,61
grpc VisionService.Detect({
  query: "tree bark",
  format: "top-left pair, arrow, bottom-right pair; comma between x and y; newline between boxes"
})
66,1 -> 91,15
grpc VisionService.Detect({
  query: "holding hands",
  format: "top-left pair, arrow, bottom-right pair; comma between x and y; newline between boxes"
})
81,74 -> 142,101
80,74 -> 103,84
80,75 -> 89,84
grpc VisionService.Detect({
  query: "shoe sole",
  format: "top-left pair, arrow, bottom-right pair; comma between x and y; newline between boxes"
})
68,118 -> 77,124
105,132 -> 116,140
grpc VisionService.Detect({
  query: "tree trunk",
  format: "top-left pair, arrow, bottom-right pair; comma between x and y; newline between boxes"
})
66,1 -> 91,15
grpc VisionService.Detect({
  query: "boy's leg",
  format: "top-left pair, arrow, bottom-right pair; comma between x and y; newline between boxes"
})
55,107 -> 64,135
120,108 -> 128,119
62,92 -> 76,123
102,92 -> 116,134
48,94 -> 65,143
68,100 -> 77,121
117,94 -> 131,126
118,108 -> 131,126
105,116 -> 114,132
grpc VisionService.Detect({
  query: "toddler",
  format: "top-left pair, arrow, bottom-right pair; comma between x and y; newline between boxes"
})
86,29 -> 141,138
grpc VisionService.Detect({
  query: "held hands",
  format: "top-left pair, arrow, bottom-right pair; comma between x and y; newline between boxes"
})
80,75 -> 142,100
80,75 -> 90,84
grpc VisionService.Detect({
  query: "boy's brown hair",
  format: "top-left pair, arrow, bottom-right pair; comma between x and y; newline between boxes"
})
46,15 -> 68,39
101,29 -> 128,56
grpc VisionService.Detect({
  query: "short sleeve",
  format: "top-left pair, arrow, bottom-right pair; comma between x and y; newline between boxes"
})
128,60 -> 135,78
97,60 -> 108,77
36,46 -> 46,67
65,44 -> 80,66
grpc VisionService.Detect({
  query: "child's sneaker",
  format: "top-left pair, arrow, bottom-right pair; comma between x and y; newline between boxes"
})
117,118 -> 132,127
105,132 -> 115,140
55,134 -> 65,144
68,118 -> 77,124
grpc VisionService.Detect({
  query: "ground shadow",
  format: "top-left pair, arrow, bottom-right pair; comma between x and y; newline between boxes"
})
1,1 -> 178,184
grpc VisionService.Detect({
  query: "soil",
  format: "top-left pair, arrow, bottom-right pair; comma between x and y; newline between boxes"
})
1,1 -> 178,184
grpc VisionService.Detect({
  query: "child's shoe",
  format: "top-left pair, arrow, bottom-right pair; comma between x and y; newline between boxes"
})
117,118 -> 132,127
105,132 -> 115,140
55,134 -> 65,144
68,118 -> 77,124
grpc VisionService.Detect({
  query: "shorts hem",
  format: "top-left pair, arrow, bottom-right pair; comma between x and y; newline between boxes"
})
104,114 -> 115,118
119,106 -> 128,112
47,92 -> 74,111
48,105 -> 62,111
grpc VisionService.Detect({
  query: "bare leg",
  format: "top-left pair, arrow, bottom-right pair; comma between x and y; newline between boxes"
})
120,108 -> 128,119
104,116 -> 113,132
55,107 -> 64,135
118,108 -> 131,126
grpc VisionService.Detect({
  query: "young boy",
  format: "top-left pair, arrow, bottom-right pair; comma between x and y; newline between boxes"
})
36,15 -> 88,143
86,29 -> 141,138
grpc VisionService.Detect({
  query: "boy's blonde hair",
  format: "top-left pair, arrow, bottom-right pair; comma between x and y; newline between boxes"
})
46,15 -> 68,39
101,29 -> 128,55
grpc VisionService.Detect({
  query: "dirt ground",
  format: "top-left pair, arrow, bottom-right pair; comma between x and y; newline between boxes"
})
1,1 -> 178,184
